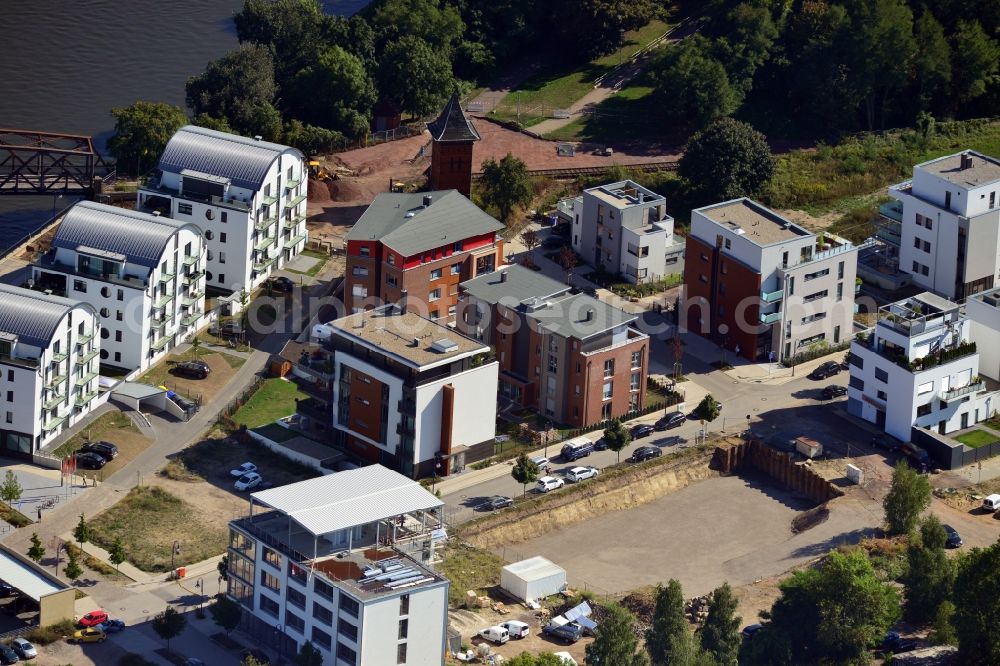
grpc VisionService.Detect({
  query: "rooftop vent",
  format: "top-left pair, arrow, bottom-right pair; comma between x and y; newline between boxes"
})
499,271 -> 508,283
423,194 -> 433,207
411,337 -> 420,347
152,211 -> 161,217
253,135 -> 262,141
960,153 -> 974,170
404,211 -> 416,218
584,309 -> 594,322
431,338 -> 458,353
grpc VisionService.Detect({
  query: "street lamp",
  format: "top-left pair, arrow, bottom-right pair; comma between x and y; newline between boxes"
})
745,414 -> 752,442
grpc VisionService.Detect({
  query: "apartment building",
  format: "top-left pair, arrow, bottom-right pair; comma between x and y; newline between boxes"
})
966,286 -> 1000,382
343,190 -> 504,322
891,150 -> 1000,300
227,466 -> 449,666
138,125 -> 307,294
31,202 -> 207,371
570,180 -> 684,283
848,292 -> 996,443
0,285 -> 102,456
326,305 -> 498,478
684,198 -> 858,362
458,264 -> 649,428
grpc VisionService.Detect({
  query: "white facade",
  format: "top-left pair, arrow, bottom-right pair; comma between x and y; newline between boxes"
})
138,126 -> 308,294
966,287 -> 1000,381
0,285 -> 103,453
891,150 -> 1000,300
32,203 -> 208,371
847,292 -> 996,442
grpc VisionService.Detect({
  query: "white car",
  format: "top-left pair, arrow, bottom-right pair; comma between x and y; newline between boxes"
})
230,462 -> 257,478
565,466 -> 599,483
530,456 -> 550,469
234,472 -> 263,491
478,625 -> 509,645
536,476 -> 564,493
10,637 -> 36,659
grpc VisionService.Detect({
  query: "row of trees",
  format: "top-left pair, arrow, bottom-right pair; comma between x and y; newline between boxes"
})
656,0 -> 1000,135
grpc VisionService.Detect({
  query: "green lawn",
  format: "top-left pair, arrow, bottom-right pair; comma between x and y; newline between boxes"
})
493,20 -> 670,126
955,429 -> 998,449
544,82 -> 660,143
231,378 -> 307,428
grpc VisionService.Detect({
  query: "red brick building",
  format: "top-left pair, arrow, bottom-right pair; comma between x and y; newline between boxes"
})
427,93 -> 479,197
458,265 -> 650,428
344,190 -> 504,323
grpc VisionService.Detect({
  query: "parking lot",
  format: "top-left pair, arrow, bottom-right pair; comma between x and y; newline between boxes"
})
508,472 -> 881,600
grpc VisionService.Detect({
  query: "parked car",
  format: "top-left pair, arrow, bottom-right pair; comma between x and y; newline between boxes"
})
882,631 -> 917,654
871,435 -> 901,452
267,276 -> 295,292
809,361 -> 841,380
542,234 -> 566,250
173,360 -> 211,379
478,625 -> 509,645
235,472 -> 263,492
943,524 -> 963,548
593,437 -> 608,451
630,446 -> 662,463
630,424 -> 655,439
565,466 -> 599,483
10,637 -> 36,659
536,476 -> 565,493
983,494 -> 1000,512
655,411 -> 686,431
99,618 -> 126,633
502,620 -> 530,639
79,610 -> 109,628
75,452 -> 107,470
560,437 -> 595,461
481,496 -> 513,511
212,321 -> 243,337
821,385 -> 847,399
239,649 -> 270,665
230,462 -> 257,478
72,627 -> 106,644
741,624 -> 762,640
0,583 -> 15,597
0,645 -> 16,665
542,623 -> 582,644
80,441 -> 118,460
530,456 -> 550,470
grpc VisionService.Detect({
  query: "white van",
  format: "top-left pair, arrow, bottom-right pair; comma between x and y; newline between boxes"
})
502,620 -> 530,639
478,625 -> 509,645
983,494 -> 1000,512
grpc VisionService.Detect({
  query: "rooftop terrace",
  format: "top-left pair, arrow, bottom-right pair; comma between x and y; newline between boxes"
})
919,151 -> 1000,188
698,199 -> 809,246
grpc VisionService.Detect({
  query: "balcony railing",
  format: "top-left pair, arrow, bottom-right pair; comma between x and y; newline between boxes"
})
255,215 -> 276,232
46,374 -> 67,389
940,381 -> 985,402
44,393 -> 65,410
287,194 -> 306,208
76,349 -> 99,366
42,414 -> 67,432
285,176 -> 303,190
255,236 -> 276,252
159,272 -> 175,284
78,370 -> 98,386
78,390 -> 98,404
183,255 -> 200,267
154,293 -> 174,309
77,332 -> 94,347
181,311 -> 203,327
150,336 -> 172,351
761,288 -> 784,303
760,311 -> 782,325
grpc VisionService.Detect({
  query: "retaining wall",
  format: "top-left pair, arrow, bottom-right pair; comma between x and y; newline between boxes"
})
713,439 -> 844,503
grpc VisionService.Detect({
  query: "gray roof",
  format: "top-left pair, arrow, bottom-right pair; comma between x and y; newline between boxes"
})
460,264 -> 570,305
347,190 -> 503,257
0,547 -> 66,602
54,201 -> 200,269
528,293 -> 637,340
0,284 -> 92,349
426,93 -> 480,143
112,382 -> 167,401
158,125 -> 303,191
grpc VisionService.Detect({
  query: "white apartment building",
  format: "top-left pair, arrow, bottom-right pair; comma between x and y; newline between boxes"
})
327,305 -> 498,478
891,150 -> 1000,300
32,202 -> 208,371
966,286 -> 1000,382
227,466 -> 449,666
847,292 -> 996,442
570,180 -> 684,283
0,285 -> 103,456
684,198 -> 858,362
138,125 -> 308,294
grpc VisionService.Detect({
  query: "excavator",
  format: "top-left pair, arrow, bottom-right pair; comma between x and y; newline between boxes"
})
308,159 -> 329,180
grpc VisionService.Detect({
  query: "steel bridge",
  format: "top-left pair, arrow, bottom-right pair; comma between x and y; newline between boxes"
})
0,129 -> 114,196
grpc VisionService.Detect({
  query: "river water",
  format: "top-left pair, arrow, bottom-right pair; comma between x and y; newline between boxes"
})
0,0 -> 366,247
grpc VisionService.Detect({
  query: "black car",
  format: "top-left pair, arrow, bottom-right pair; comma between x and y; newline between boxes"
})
821,385 -> 847,399
75,452 -> 107,470
630,424 -> 655,439
741,624 -> 762,641
240,648 -> 271,665
482,496 -> 513,511
809,361 -> 842,380
943,524 -> 963,548
630,446 -> 662,463
173,360 -> 211,379
542,623 -> 582,644
655,411 -> 686,431
871,435 -> 901,452
267,276 -> 295,292
0,645 -> 16,665
882,631 -> 917,654
542,234 -> 566,250
594,437 -> 608,450
80,441 -> 118,460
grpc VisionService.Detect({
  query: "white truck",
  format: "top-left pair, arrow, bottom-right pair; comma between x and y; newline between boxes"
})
478,626 -> 509,645
983,494 -> 1000,513
794,437 -> 823,460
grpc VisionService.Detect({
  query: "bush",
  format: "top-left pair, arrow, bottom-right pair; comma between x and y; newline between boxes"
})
27,619 -> 76,645
782,341 -> 850,367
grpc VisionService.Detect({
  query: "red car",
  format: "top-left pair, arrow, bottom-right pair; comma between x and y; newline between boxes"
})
78,610 -> 108,627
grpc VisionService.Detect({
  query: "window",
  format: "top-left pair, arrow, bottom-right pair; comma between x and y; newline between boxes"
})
115,331 -> 122,342
838,261 -> 844,279
338,617 -> 358,641
945,191 -> 952,210
219,252 -> 226,264
849,376 -> 865,390
114,351 -> 121,362
336,642 -> 357,665
286,611 -> 305,634
6,391 -> 12,402
922,265 -> 929,276
386,275 -> 398,287
260,570 -> 280,593
875,367 -> 888,383
221,211 -> 228,223
399,593 -> 410,615
6,371 -> 11,381
801,313 -> 826,324
178,203 -> 192,215
262,546 -> 280,569
287,588 -> 306,609
877,390 -> 888,401
447,304 -> 456,317
219,232 -> 227,242
73,280 -> 86,293
803,289 -> 828,303
100,350 -> 108,360
4,413 -> 9,424
604,359 -> 614,378
387,254 -> 395,266
918,381 -> 934,395
101,329 -> 109,340
219,273 -> 225,284
100,307 -> 109,317
917,403 -> 932,417
453,240 -> 463,252
340,593 -> 359,618
352,266 -> 369,277
804,268 -> 829,281
602,402 -> 612,419
914,237 -> 921,249
429,310 -> 439,320
398,618 -> 408,639
724,238 -> 731,250
602,381 -> 613,400
311,627 -> 332,650
359,246 -> 370,257
991,192 -> 996,209
116,311 -> 123,321
313,602 -> 333,624
547,355 -> 557,373
117,289 -> 124,301
836,283 -> 843,302
788,277 -> 795,295
451,263 -> 461,275
315,579 -> 334,601
429,288 -> 440,301
923,240 -> 931,252
630,372 -> 640,391
430,269 -> 442,280
397,643 -> 408,664
631,350 -> 642,368
205,230 -> 214,241
699,274 -> 708,283
259,595 -> 279,617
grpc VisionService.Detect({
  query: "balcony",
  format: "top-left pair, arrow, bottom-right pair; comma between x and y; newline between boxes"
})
51,351 -> 68,363
286,194 -> 306,208
181,311 -> 203,327
255,236 -> 276,252
288,233 -> 307,247
940,381 -> 985,402
154,292 -> 174,309
150,335 -> 172,351
46,374 -> 67,389
760,311 -> 782,325
141,179 -> 251,212
760,288 -> 784,303
184,269 -> 205,282
283,214 -> 304,231
159,272 -> 175,284
253,257 -> 276,273
262,193 -> 279,206
183,255 -> 200,267
255,215 -> 277,232
77,331 -> 94,347
182,293 -> 201,307
78,390 -> 98,404
78,370 -> 98,386
43,414 -> 67,432
44,393 -> 65,410
285,176 -> 303,190
76,349 -> 99,366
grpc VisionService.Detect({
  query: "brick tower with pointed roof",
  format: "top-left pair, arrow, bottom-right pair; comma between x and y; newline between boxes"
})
426,93 -> 480,197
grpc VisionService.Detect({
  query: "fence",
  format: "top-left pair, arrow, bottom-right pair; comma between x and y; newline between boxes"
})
911,426 -> 1000,470
715,439 -> 845,503
328,124 -> 424,154
217,376 -> 267,428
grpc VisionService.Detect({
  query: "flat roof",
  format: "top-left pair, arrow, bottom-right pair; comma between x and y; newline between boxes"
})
968,286 -> 1000,308
0,548 -> 66,602
251,465 -> 444,537
330,307 -> 486,368
460,264 -> 570,305
918,151 -> 1000,188
697,198 -> 810,245
911,291 -> 960,314
585,180 -> 664,209
112,382 -> 167,401
503,556 -> 565,581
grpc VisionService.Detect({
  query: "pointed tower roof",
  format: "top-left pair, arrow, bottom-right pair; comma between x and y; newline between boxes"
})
426,93 -> 481,143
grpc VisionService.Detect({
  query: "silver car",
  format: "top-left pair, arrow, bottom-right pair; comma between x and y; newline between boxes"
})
10,637 -> 36,659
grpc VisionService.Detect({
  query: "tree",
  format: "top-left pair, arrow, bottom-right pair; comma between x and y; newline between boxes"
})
295,641 -> 323,666
883,459 -> 931,535
0,470 -> 22,504
218,554 -> 229,582
377,36 -> 455,118
646,580 -> 695,666
602,419 -> 632,464
952,20 -> 1000,103
930,600 -> 958,646
679,118 -> 775,205
586,603 -> 650,666
478,154 -> 533,225
210,596 -> 243,635
109,538 -> 126,574
707,3 -> 779,95
506,654 -> 569,666
185,44 -> 280,139
901,516 -> 954,624
699,583 -> 741,666
550,0 -> 659,59
191,113 -> 233,133
652,37 -> 743,129
73,513 -> 90,547
242,657 -> 268,666
520,229 -> 540,255
292,45 -> 375,138
511,453 -> 540,496
233,0 -> 329,87
952,539 -> 1000,663
107,102 -> 188,177
369,0 -> 465,53
64,548 -> 82,581
912,12 -> 952,109
695,395 -> 721,423
557,246 -> 578,283
282,119 -> 345,155
151,607 -> 187,649
27,533 -> 45,563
